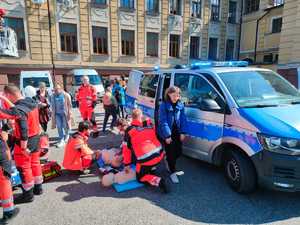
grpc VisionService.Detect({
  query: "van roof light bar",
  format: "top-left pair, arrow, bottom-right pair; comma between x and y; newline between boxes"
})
190,60 -> 249,69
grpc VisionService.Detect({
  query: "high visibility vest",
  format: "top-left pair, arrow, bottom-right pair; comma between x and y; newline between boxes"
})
123,119 -> 162,165
63,132 -> 93,171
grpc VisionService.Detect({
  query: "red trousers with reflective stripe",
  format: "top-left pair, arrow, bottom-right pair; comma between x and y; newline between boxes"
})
14,145 -> 43,191
0,168 -> 14,212
79,108 -> 97,130
136,152 -> 164,187
81,155 -> 93,169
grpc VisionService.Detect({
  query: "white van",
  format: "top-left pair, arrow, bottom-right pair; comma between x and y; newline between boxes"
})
20,70 -> 54,96
70,69 -> 105,100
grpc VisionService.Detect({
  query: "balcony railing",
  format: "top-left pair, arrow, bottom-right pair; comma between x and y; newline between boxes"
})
272,0 -> 284,6
0,27 -> 19,57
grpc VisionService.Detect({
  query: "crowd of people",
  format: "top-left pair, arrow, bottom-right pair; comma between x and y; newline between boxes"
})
0,74 -> 187,224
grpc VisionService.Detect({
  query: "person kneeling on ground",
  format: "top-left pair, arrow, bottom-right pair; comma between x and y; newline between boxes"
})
63,121 -> 100,174
0,129 -> 20,224
122,109 -> 169,193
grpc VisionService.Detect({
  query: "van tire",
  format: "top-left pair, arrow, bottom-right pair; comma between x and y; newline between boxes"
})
223,150 -> 257,194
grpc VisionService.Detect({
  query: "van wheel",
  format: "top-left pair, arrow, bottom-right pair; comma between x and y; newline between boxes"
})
223,150 -> 257,194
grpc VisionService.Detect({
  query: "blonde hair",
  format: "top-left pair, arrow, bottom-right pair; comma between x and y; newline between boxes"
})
39,82 -> 46,88
132,108 -> 143,120
164,86 -> 181,102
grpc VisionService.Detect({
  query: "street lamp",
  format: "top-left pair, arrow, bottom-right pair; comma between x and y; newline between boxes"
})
31,0 -> 56,81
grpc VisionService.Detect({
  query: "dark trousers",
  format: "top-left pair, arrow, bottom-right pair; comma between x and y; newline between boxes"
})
118,105 -> 125,118
102,105 -> 117,132
40,122 -> 48,132
164,132 -> 182,173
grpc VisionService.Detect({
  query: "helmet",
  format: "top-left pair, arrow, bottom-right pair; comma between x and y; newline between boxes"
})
24,85 -> 37,98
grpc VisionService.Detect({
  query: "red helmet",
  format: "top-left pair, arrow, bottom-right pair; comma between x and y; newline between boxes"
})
0,8 -> 6,17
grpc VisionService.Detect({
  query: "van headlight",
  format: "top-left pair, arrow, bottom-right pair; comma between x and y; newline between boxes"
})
258,134 -> 300,155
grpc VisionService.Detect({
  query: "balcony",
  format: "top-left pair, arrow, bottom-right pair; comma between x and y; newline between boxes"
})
0,27 -> 19,57
272,0 -> 284,6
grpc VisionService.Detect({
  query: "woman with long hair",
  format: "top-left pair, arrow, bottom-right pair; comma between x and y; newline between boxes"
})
158,86 -> 188,183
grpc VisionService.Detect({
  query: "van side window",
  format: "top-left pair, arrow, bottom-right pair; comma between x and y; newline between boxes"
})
201,73 -> 225,98
174,73 -> 192,103
188,75 -> 224,111
139,74 -> 159,98
162,73 -> 171,101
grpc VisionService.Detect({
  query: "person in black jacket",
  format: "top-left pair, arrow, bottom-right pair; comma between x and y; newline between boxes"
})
0,85 -> 43,204
35,82 -> 51,132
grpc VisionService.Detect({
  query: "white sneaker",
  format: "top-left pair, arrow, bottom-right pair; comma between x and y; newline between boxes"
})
170,173 -> 179,184
64,135 -> 70,142
57,140 -> 65,148
164,158 -> 171,173
176,171 -> 184,176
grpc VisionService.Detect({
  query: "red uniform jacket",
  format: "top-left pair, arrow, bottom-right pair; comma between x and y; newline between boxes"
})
0,98 -> 40,151
76,84 -> 97,109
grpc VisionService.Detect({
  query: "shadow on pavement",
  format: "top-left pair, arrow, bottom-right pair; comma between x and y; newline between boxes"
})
54,156 -> 300,224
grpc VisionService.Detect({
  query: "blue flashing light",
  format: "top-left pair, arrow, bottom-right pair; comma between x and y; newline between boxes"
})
190,60 -> 248,69
213,61 -> 249,67
154,65 -> 160,71
190,61 -> 213,69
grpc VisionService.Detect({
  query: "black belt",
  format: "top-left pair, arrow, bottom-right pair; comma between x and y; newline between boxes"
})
15,134 -> 41,153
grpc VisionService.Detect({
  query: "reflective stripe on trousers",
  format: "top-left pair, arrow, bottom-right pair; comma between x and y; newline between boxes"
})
0,167 -> 15,212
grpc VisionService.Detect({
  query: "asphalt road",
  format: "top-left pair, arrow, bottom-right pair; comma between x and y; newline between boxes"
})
5,105 -> 300,225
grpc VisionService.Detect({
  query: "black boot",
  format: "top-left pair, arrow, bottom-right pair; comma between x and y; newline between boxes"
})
0,207 -> 20,224
159,178 -> 169,194
14,188 -> 34,204
92,131 -> 99,138
33,184 -> 43,195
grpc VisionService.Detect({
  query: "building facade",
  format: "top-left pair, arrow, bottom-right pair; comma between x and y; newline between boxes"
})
239,0 -> 300,88
277,0 -> 300,88
0,0 -> 241,87
240,0 -> 284,65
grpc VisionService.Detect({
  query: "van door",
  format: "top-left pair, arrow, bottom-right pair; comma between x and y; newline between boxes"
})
136,73 -> 159,119
126,70 -> 144,113
173,72 -> 226,162
155,73 -> 171,128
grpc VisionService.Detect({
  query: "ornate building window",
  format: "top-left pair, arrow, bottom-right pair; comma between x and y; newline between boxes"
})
92,26 -> 108,54
59,23 -> 78,53
121,30 -> 135,56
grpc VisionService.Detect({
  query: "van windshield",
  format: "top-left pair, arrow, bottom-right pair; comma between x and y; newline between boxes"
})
219,70 -> 300,108
23,77 -> 50,88
74,75 -> 102,86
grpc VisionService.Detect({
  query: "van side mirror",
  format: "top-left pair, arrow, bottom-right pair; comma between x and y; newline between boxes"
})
200,99 -> 221,112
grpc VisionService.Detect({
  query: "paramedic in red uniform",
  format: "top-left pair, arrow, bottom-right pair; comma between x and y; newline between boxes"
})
122,109 -> 169,193
76,75 -> 98,136
0,128 -> 20,224
0,85 -> 43,204
63,121 -> 100,174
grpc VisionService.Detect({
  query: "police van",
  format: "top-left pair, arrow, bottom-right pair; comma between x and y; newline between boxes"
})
125,61 -> 300,193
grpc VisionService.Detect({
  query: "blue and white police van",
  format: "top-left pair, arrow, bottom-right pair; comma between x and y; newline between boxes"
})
125,61 -> 300,193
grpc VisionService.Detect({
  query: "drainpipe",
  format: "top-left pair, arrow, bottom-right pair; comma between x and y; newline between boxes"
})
47,0 -> 55,81
237,0 -> 243,60
254,10 -> 271,64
